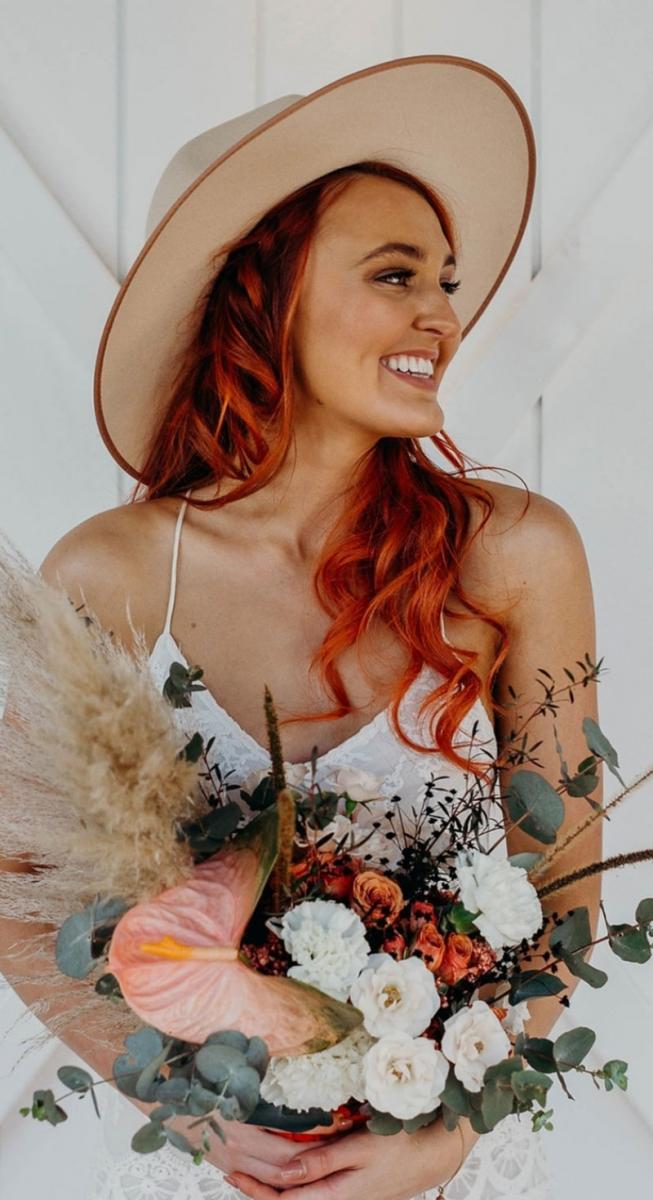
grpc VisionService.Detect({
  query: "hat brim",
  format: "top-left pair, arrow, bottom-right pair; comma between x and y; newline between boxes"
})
95,54 -> 536,478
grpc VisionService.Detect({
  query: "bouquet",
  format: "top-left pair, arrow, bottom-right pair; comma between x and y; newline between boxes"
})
0,529 -> 652,1165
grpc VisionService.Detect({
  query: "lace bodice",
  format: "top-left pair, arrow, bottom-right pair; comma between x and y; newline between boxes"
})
88,490 -> 553,1199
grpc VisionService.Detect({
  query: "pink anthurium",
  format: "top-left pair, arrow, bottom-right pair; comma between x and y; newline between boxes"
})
108,804 -> 361,1056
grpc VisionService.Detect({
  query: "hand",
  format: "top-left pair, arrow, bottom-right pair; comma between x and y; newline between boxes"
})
197,1119 -> 336,1190
222,1119 -> 467,1199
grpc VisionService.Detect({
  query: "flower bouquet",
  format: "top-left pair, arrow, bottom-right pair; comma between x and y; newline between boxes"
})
0,529 -> 652,1165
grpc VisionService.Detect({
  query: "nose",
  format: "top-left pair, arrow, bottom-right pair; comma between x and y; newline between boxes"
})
413,291 -> 462,344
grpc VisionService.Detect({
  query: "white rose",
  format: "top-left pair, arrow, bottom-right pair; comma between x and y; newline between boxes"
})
363,1032 -> 448,1120
440,999 -> 511,1092
455,849 -> 543,950
327,766 -> 383,803
351,953 -> 440,1038
501,999 -> 530,1037
306,809 -> 401,869
280,899 -> 370,1000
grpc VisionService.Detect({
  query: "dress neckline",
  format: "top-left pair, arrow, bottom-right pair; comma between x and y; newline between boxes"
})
148,630 -> 438,769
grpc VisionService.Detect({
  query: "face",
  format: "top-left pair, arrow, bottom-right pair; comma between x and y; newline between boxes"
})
290,174 -> 463,446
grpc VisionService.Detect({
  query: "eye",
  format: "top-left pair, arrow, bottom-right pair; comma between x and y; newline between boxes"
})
375,268 -> 461,296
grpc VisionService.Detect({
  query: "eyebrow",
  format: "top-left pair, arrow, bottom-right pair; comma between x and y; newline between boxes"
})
355,241 -> 457,270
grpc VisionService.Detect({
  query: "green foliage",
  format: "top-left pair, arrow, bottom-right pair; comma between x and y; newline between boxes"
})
505,771 -> 565,844
23,1089 -> 68,1126
636,898 -> 653,928
480,1058 -> 522,1129
446,902 -> 480,934
507,852 -> 545,871
599,1060 -> 628,1092
550,907 -> 608,987
582,717 -> 625,787
510,1069 -> 553,1107
439,1067 -> 473,1116
113,1028 -> 168,1101
56,1066 -> 93,1093
515,1036 -> 557,1074
509,970 -> 566,1004
55,895 -> 129,978
181,801 -> 242,856
607,921 -> 651,963
553,1027 -> 596,1072
531,1107 -> 554,1132
163,660 -> 207,709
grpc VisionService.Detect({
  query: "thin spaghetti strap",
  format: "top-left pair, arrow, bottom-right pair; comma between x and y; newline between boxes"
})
162,487 -> 193,637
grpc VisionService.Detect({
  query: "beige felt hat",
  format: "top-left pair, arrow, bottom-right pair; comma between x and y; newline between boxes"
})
94,54 -> 536,479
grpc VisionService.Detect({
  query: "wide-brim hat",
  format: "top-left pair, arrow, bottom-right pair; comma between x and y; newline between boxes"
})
94,54 -> 536,479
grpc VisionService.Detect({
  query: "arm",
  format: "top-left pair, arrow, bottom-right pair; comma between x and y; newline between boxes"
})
483,493 -> 603,1043
0,525 -> 322,1180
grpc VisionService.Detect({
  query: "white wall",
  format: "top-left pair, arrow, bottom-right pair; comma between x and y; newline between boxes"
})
1,2 -> 652,1195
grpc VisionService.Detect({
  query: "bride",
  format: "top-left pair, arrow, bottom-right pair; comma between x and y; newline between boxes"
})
2,57 -> 600,1199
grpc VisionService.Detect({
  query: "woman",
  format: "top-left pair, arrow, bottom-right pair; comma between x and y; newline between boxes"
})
32,58 -> 600,1199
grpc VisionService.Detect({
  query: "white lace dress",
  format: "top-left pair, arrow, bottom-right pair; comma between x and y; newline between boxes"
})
88,627 -> 554,1200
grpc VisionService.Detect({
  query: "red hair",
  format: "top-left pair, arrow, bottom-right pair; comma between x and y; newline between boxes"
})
129,160 -> 527,779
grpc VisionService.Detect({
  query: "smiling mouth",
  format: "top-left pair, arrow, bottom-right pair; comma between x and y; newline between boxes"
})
379,360 -> 438,391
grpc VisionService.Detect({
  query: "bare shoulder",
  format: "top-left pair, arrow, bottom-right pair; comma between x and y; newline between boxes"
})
37,497 -> 177,654
460,478 -> 590,622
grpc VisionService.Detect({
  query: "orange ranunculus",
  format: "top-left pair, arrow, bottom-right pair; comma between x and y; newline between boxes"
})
351,870 -> 405,926
438,933 -> 475,986
383,930 -> 407,959
409,900 -> 436,933
318,851 -> 362,901
414,921 -> 446,973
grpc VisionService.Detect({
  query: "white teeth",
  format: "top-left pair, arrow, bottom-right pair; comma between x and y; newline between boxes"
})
381,354 -> 434,378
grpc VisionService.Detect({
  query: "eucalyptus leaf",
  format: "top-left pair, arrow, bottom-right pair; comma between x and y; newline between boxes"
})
245,1036 -> 270,1079
601,1059 -> 628,1092
549,907 -> 591,957
481,1075 -> 516,1129
559,948 -> 608,988
582,718 -> 625,786
505,771 -> 565,844
131,1122 -> 168,1153
155,1077 -> 190,1104
366,1111 -> 403,1135
55,895 -> 129,979
204,1030 -> 249,1053
553,1027 -> 596,1072
56,1065 -> 93,1093
608,924 -> 651,963
507,852 -> 545,872
401,1109 -> 440,1133
520,1037 -> 556,1074
31,1089 -> 68,1125
440,1104 -> 460,1132
165,1128 -> 197,1155
636,898 -> 653,928
510,1069 -> 553,1105
509,970 -> 566,1003
439,1068 -> 473,1116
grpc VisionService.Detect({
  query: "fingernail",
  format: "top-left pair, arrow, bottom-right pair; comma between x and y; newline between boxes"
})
281,1161 -> 307,1182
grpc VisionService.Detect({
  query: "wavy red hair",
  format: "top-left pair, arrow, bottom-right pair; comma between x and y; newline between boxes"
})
129,160 -> 528,779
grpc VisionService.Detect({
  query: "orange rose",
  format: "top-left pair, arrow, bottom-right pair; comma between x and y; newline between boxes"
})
414,921 -> 446,973
351,870 -> 405,926
382,930 -> 407,959
318,852 -> 362,901
438,933 -> 475,986
409,900 -> 436,933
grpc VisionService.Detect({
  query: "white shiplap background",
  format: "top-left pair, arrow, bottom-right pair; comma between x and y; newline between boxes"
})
1,2 -> 652,1196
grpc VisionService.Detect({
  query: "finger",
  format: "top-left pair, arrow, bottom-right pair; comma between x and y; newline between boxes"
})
271,1171 -> 355,1199
282,1132 -> 365,1185
224,1173 -> 281,1199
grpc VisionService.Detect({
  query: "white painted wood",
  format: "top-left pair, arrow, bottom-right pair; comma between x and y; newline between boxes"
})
120,0 -> 258,271
0,0 -> 118,272
1,2 -> 652,1195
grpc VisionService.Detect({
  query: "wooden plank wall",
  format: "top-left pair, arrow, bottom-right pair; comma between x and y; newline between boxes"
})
1,3 -> 651,1195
